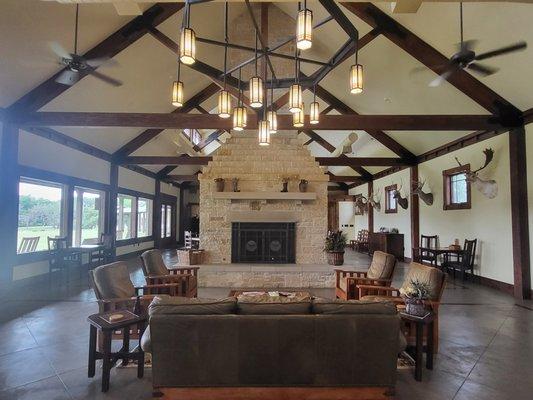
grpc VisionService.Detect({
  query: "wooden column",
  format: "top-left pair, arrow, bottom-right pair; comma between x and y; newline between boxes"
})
107,163 -> 118,261
410,165 -> 420,261
154,179 -> 161,249
178,187 -> 184,245
367,181 -> 374,233
509,126 -> 531,300
0,123 -> 20,284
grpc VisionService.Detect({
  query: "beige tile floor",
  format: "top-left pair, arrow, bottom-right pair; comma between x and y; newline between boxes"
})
0,249 -> 531,399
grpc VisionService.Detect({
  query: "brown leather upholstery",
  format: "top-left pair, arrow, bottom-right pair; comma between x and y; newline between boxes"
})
400,262 -> 444,301
91,262 -> 135,299
367,251 -> 396,279
140,249 -> 169,276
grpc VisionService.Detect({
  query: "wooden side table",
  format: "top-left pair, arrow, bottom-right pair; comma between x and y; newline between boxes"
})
87,311 -> 147,392
400,311 -> 435,381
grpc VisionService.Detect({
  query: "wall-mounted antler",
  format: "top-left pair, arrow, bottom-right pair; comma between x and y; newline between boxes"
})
368,188 -> 381,211
411,178 -> 434,206
392,180 -> 409,210
454,148 -> 498,199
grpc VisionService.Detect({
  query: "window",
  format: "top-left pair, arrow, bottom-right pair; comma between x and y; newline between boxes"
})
385,184 -> 397,214
183,129 -> 202,146
72,187 -> 105,246
116,194 -> 136,240
161,203 -> 173,239
137,198 -> 153,238
17,178 -> 65,253
443,165 -> 471,210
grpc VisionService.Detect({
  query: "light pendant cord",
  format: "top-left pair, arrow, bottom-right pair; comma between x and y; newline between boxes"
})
255,30 -> 258,76
223,1 -> 228,89
74,4 -> 79,54
238,67 -> 242,107
460,2 -> 464,45
177,59 -> 181,81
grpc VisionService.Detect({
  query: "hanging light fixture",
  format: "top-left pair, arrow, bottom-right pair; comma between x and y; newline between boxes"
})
180,0 -> 196,65
233,68 -> 247,131
249,31 -> 264,108
218,2 -> 232,119
309,85 -> 319,124
289,48 -> 302,113
172,61 -> 184,108
349,44 -> 363,94
293,102 -> 305,128
258,43 -> 270,146
296,0 -> 313,50
265,70 -> 277,134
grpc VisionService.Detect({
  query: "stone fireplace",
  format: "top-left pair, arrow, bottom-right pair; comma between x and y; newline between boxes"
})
198,133 -> 328,264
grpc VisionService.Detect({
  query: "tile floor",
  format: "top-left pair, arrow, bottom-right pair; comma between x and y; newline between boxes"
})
0,250 -> 531,399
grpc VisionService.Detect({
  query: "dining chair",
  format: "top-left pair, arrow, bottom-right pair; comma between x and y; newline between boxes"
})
184,231 -> 193,249
416,234 -> 439,267
47,236 -> 82,285
18,236 -> 40,254
441,239 -> 477,282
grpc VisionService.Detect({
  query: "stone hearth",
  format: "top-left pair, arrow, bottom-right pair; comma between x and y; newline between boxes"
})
199,133 -> 329,264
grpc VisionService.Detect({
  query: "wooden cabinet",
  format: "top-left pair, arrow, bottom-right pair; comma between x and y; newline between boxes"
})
368,233 -> 405,261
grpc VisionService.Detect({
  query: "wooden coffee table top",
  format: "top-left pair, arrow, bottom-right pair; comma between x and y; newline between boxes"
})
228,290 -> 311,298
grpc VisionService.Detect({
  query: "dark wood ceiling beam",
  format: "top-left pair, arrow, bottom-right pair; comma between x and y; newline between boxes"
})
156,165 -> 177,179
167,174 -> 199,181
318,0 -> 359,39
15,112 -> 502,131
341,2 -> 520,115
7,3 -> 184,115
121,156 -> 212,165
316,157 -> 410,167
194,129 -> 225,151
327,174 -> 364,182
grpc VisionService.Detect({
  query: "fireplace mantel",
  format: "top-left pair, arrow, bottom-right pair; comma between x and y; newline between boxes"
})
212,192 -> 316,203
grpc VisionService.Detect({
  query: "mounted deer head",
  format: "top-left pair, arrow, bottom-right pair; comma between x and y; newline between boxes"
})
411,179 -> 434,206
392,181 -> 409,210
355,195 -> 368,214
455,148 -> 498,199
368,189 -> 381,211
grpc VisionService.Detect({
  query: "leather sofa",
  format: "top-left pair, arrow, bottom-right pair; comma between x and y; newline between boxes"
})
142,295 -> 401,400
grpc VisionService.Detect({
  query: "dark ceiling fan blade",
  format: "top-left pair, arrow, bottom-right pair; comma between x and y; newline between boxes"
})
475,41 -> 527,61
55,69 -> 79,86
429,67 -> 457,87
467,62 -> 499,76
85,57 -> 118,68
88,69 -> 123,87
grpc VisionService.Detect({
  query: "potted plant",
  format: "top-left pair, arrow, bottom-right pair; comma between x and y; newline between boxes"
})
400,279 -> 431,316
324,230 -> 347,265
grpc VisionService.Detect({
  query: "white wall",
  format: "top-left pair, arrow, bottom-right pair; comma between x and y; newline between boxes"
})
118,166 -> 155,195
338,201 -> 356,240
526,123 -> 533,289
373,168 -> 412,259
349,183 -> 369,234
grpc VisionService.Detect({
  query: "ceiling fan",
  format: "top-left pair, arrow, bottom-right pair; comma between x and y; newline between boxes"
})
50,5 -> 122,87
415,3 -> 527,87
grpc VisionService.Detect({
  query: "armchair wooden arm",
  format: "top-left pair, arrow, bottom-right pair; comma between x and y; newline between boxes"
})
334,269 -> 367,288
169,266 -> 200,277
346,277 -> 392,287
356,284 -> 402,299
135,283 -> 183,296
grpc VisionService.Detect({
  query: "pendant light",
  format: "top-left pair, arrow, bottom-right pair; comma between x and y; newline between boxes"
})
258,46 -> 270,146
180,0 -> 196,65
296,0 -> 313,50
309,85 -> 319,124
267,83 -> 277,133
172,61 -> 184,108
350,43 -> 363,94
293,102 -> 305,128
218,2 -> 231,119
289,48 -> 302,113
249,31 -> 264,109
233,68 -> 247,131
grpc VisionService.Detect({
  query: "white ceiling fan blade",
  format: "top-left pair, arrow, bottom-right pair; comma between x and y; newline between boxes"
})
85,57 -> 118,68
55,69 -> 79,86
49,41 -> 72,60
429,68 -> 455,87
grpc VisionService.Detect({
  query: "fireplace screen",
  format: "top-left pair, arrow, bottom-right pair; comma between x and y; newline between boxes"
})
232,222 -> 295,263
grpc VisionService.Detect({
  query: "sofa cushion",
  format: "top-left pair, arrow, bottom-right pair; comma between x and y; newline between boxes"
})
312,298 -> 397,314
140,326 -> 151,353
91,261 -> 135,299
149,296 -> 236,316
367,251 -> 396,280
141,249 -> 168,276
400,262 -> 444,301
237,294 -> 312,315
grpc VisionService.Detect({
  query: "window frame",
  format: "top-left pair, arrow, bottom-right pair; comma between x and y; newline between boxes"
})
115,188 -> 155,245
443,164 -> 471,211
72,186 -> 106,247
384,184 -> 398,214
137,197 -> 153,238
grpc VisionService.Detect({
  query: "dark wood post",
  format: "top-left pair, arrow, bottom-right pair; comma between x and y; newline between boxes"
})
178,187 -> 184,246
0,123 -> 20,284
154,179 -> 161,249
410,165 -> 420,261
107,163 -> 118,261
509,126 -> 531,301
367,181 -> 374,233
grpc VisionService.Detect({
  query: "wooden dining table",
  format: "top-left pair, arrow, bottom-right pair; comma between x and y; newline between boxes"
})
412,247 -> 465,267
64,244 -> 106,269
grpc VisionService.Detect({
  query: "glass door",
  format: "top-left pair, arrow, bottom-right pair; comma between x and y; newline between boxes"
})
72,187 -> 105,246
160,200 -> 176,248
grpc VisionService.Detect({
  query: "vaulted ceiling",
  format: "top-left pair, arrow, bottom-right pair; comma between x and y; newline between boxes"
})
2,1 -> 532,180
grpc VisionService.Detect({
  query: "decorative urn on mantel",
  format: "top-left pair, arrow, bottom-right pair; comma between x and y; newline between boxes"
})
214,178 -> 225,192
324,230 -> 347,266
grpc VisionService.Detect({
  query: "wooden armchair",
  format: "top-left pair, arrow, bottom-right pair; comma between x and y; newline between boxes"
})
358,262 -> 447,352
140,249 -> 199,298
88,261 -> 183,350
335,251 -> 396,300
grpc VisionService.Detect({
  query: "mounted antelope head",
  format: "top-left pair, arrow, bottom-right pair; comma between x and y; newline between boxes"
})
355,195 -> 368,214
393,182 -> 409,210
368,189 -> 381,211
411,179 -> 434,206
455,148 -> 498,199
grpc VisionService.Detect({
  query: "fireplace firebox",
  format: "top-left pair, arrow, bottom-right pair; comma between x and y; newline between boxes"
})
231,222 -> 295,263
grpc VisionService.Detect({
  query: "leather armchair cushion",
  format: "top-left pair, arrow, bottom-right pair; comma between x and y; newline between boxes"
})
92,261 -> 135,299
141,249 -> 169,276
367,251 -> 396,280
237,294 -> 312,315
400,262 -> 444,300
312,298 -> 397,314
149,296 -> 236,315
